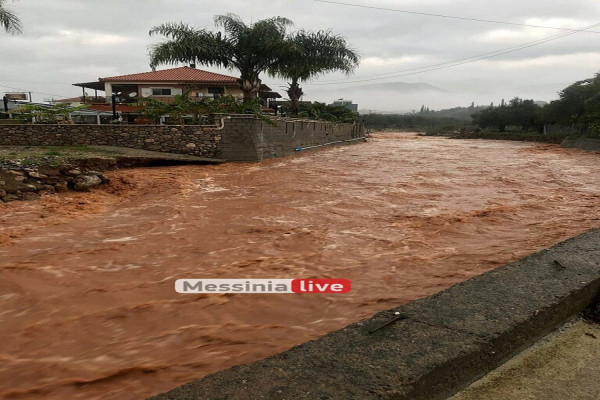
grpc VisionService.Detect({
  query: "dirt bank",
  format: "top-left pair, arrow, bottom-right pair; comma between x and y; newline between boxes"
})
1,132 -> 600,399
0,145 -> 223,203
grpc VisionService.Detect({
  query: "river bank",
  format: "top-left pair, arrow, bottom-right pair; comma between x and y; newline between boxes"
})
0,146 -> 222,202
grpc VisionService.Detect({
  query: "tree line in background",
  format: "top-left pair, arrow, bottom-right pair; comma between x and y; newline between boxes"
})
472,98 -> 539,132
362,103 -> 490,131
363,72 -> 600,137
473,73 -> 600,134
361,113 -> 463,131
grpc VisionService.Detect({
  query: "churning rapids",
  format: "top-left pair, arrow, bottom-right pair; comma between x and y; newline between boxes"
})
1,132 -> 600,399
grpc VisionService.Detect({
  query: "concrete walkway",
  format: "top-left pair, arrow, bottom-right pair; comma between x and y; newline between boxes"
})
452,317 -> 600,400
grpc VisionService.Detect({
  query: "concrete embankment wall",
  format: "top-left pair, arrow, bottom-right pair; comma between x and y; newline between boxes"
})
560,137 -> 600,152
217,116 -> 365,161
150,229 -> 600,400
0,117 -> 364,161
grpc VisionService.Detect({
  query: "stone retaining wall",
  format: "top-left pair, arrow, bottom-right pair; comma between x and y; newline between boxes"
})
0,117 -> 365,161
0,124 -> 220,158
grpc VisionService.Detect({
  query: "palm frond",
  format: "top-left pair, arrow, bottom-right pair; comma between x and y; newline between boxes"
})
214,13 -> 247,38
272,29 -> 360,82
148,29 -> 229,70
0,0 -> 22,34
149,22 -> 202,39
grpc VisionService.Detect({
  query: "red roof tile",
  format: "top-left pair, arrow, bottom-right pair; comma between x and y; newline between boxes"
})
99,66 -> 238,84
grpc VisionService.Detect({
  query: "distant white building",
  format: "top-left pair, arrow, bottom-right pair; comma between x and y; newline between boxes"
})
330,98 -> 358,112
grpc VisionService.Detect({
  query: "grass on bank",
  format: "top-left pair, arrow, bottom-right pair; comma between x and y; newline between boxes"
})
0,145 -> 214,168
0,146 -> 127,167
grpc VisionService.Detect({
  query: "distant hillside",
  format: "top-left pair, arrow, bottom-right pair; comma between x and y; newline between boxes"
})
361,104 -> 488,131
426,106 -> 488,121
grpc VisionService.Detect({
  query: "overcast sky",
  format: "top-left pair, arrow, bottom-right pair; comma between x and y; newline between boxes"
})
1,0 -> 599,112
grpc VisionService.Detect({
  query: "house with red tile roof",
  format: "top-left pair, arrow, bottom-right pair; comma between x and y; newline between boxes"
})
73,66 -> 278,105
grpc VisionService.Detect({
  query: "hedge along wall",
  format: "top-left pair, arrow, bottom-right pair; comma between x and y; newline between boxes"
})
0,116 -> 366,161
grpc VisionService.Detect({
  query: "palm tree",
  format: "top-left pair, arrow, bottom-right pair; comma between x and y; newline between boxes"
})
0,0 -> 22,34
272,30 -> 359,116
149,14 -> 293,103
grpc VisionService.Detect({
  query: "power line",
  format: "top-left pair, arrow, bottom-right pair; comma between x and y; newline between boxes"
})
0,79 -> 73,85
304,21 -> 600,86
313,0 -> 600,34
0,83 -> 72,99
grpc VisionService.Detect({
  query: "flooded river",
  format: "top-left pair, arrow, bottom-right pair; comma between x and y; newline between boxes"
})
1,132 -> 600,399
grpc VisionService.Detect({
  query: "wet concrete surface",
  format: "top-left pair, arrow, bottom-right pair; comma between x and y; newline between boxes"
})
1,132 -> 600,399
451,317 -> 600,400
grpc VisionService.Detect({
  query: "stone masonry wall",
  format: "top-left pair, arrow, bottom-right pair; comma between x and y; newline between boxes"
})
0,117 -> 365,161
0,124 -> 220,158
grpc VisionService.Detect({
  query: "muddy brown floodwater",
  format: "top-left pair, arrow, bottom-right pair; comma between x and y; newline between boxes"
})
1,132 -> 600,400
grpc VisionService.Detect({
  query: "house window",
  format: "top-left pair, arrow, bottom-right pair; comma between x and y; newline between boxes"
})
152,88 -> 172,96
207,87 -> 225,95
